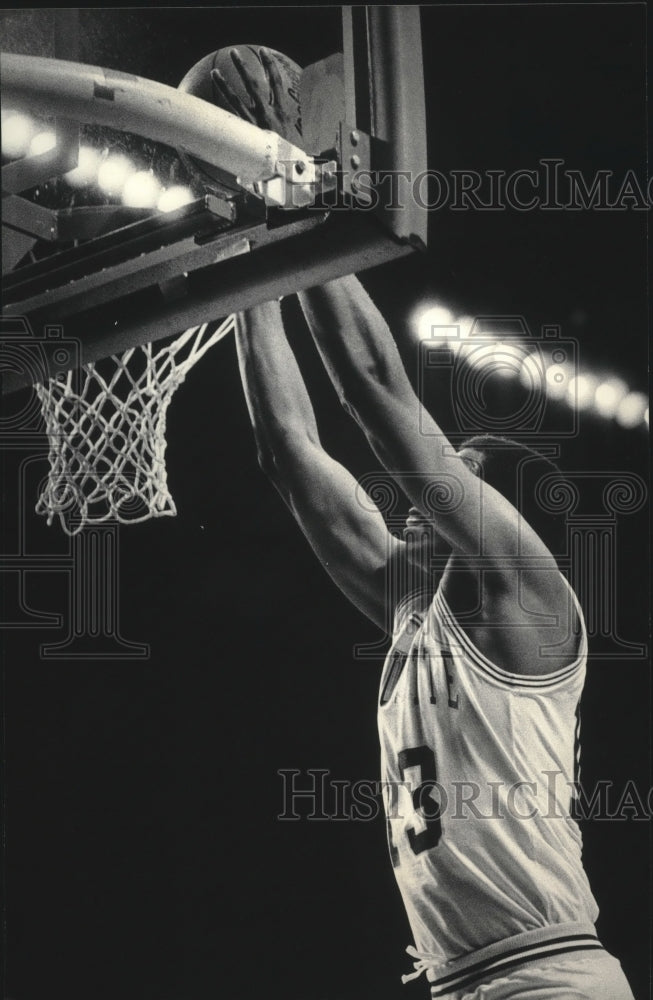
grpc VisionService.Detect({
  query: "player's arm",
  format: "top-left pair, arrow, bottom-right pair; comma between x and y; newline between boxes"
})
235,299 -> 421,631
297,277 -> 558,576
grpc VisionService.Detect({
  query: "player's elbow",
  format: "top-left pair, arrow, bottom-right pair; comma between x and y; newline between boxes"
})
256,443 -> 276,481
257,425 -> 317,485
257,440 -> 290,484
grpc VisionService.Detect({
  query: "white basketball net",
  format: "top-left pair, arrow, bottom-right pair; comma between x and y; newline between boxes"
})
35,316 -> 236,535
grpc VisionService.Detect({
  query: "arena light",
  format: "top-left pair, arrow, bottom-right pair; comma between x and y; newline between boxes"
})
544,358 -> 574,400
491,342 -> 529,379
408,300 -> 647,432
122,170 -> 162,208
465,341 -> 497,370
567,374 -> 598,411
413,303 -> 455,341
97,153 -> 136,196
615,391 -> 648,430
157,185 -> 195,213
519,350 -> 546,392
1,112 -> 34,158
28,130 -> 58,156
65,146 -> 102,188
593,377 -> 629,419
455,315 -> 474,337
445,314 -> 476,355
469,319 -> 499,342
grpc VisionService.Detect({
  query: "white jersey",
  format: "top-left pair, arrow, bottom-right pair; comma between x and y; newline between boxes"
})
378,578 -> 600,994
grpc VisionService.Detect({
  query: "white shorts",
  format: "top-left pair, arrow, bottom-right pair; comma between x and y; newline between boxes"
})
450,949 -> 635,1000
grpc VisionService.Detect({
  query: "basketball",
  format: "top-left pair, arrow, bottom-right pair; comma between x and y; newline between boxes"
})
177,45 -> 302,191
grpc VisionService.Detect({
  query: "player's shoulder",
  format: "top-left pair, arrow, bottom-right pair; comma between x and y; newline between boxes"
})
435,568 -> 588,685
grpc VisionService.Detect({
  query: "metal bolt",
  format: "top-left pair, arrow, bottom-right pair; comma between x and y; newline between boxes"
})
350,130 -> 360,146
294,160 -> 305,175
350,154 -> 360,169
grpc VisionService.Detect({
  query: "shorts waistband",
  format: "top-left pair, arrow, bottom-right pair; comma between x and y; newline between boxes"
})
428,923 -> 603,997
400,923 -> 603,997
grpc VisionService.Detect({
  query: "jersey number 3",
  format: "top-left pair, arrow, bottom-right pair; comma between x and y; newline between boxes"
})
387,744 -> 442,867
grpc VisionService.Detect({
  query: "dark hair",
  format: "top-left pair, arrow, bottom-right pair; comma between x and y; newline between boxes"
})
460,434 -> 568,559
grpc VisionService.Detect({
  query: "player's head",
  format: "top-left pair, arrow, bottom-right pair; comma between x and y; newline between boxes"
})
403,434 -> 567,570
457,434 -> 567,559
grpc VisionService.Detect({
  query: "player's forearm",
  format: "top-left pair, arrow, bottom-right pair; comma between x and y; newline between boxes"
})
297,278 -> 461,495
235,301 -> 320,472
297,275 -> 414,417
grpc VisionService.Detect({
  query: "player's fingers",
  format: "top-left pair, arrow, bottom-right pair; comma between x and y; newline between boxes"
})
210,69 -> 254,123
260,47 -> 284,106
210,69 -> 240,112
229,48 -> 266,115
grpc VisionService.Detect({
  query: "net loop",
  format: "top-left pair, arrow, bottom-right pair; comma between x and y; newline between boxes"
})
35,316 -> 236,535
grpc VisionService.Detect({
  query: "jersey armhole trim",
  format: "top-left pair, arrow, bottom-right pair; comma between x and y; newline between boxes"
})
432,575 -> 587,690
393,587 -> 432,637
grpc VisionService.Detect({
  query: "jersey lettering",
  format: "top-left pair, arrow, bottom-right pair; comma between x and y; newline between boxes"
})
386,745 -> 442,866
380,649 -> 408,705
443,650 -> 460,709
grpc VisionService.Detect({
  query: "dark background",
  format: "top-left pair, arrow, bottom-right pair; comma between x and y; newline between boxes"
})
1,5 -> 650,1000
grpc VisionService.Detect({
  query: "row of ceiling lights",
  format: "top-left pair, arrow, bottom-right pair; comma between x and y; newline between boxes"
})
413,304 -> 648,431
2,110 -> 195,213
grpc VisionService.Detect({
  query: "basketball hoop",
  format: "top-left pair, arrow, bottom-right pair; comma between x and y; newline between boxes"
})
3,13 -> 429,536
35,316 -> 236,535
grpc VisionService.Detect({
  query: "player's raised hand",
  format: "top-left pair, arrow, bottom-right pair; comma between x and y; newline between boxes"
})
210,56 -> 256,124
211,47 -> 301,141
